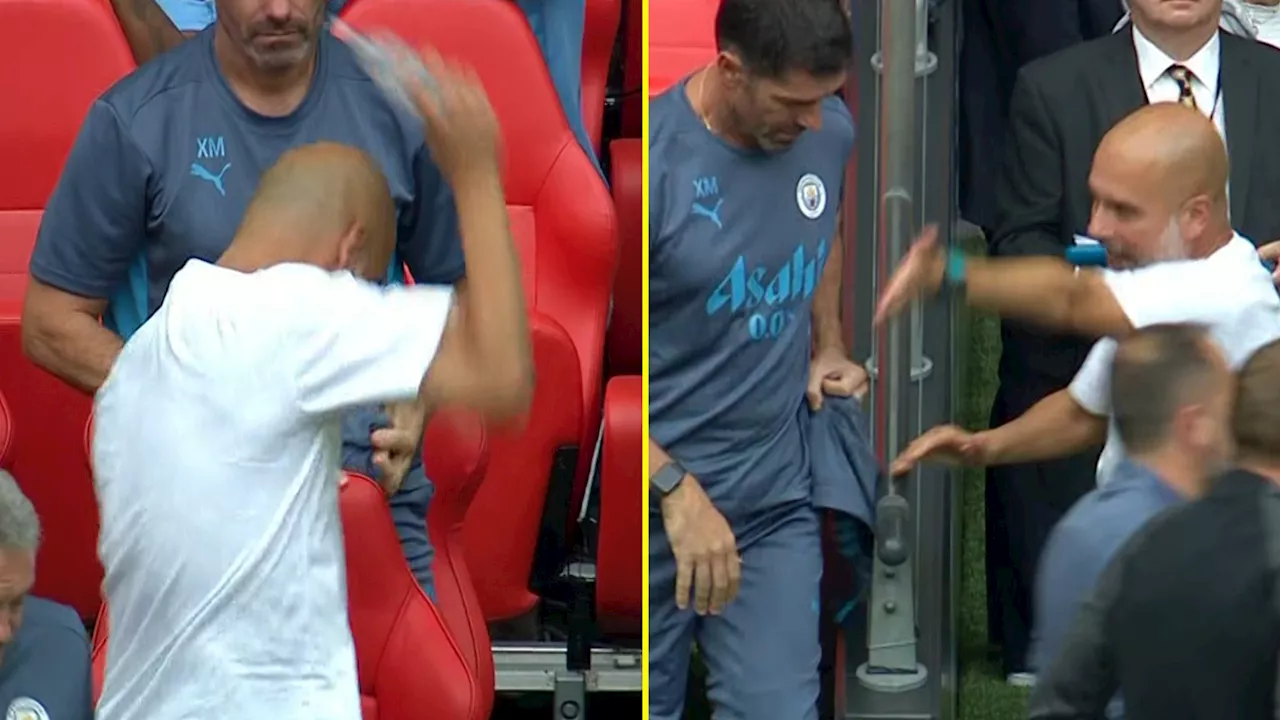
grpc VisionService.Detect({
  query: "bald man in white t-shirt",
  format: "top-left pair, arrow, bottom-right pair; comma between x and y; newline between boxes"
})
876,102 -> 1280,485
91,58 -> 531,720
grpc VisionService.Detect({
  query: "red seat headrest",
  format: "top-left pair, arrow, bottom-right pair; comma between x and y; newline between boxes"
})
0,0 -> 135,209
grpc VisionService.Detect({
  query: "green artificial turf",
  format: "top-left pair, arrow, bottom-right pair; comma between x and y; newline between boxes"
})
954,229 -> 1030,720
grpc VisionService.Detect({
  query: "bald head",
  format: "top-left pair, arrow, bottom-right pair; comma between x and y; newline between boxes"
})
1097,103 -> 1228,210
1087,103 -> 1232,266
224,142 -> 397,278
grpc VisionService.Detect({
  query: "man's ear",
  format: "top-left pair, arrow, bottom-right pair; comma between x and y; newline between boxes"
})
716,51 -> 747,89
1180,194 -> 1213,241
334,221 -> 365,273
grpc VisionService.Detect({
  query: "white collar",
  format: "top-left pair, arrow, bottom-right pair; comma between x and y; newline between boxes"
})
1132,26 -> 1221,93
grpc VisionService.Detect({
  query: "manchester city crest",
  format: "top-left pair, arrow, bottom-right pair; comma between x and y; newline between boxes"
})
796,173 -> 827,220
5,698 -> 49,720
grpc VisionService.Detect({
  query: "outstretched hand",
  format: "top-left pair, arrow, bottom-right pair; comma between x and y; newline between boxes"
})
873,224 -> 946,326
890,424 -> 992,477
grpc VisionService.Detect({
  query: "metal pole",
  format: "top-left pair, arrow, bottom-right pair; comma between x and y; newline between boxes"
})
877,0 -> 917,485
857,0 -> 928,693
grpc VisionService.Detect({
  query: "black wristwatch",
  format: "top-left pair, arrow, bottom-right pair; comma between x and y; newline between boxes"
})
651,459 -> 687,497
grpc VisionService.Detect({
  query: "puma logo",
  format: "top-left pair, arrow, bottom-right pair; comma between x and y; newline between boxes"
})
190,162 -> 232,197
691,198 -> 724,229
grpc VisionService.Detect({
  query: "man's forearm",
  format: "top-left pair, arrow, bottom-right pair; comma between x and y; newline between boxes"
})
23,316 -> 123,395
982,389 -> 1107,466
963,256 -> 1130,338
452,170 -> 533,404
649,438 -> 674,481
812,232 -> 845,355
110,0 -> 185,65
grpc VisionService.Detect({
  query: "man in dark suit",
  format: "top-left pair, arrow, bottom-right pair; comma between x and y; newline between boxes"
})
983,0 -> 1280,684
958,0 -> 1123,233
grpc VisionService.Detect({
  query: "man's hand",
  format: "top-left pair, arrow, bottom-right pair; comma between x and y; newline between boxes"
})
370,402 -> 426,496
889,424 -> 993,477
400,47 -> 502,187
807,347 -> 869,410
1259,240 -> 1280,284
873,224 -> 946,326
660,475 -> 741,616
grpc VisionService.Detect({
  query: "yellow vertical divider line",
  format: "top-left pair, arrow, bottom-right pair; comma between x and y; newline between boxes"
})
640,0 -> 652,715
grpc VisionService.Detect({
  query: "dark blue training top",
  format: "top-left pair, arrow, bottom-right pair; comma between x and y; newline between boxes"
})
0,596 -> 93,720
1032,458 -> 1186,719
30,26 -> 464,340
648,80 -> 855,523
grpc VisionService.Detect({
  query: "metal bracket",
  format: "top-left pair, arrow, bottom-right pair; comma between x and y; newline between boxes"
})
869,0 -> 939,77
554,673 -> 587,720
856,493 -> 929,693
862,355 -> 934,383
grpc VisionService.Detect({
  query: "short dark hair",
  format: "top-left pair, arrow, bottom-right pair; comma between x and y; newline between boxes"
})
1233,339 -> 1280,464
715,0 -> 853,79
1111,323 -> 1219,454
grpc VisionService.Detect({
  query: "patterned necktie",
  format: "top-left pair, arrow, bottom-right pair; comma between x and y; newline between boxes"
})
1168,64 -> 1199,110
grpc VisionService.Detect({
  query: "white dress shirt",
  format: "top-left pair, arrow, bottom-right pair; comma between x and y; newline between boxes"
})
1133,28 -> 1225,136
1132,28 -> 1230,209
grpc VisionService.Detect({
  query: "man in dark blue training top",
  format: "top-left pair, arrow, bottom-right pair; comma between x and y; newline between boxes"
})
647,0 -> 860,717
23,0 -> 466,597
0,471 -> 93,720
1031,323 -> 1230,719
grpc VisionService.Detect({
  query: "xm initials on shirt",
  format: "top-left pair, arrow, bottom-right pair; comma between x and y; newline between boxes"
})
29,26 -> 463,342
648,80 -> 855,523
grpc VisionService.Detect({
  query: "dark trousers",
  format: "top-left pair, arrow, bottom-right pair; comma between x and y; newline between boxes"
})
984,384 -> 1099,675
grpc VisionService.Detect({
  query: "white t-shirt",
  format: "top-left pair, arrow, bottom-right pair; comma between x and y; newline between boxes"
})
92,260 -> 452,720
1069,234 -> 1280,486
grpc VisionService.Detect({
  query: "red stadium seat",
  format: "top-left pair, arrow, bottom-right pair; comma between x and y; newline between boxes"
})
0,0 -> 135,209
341,473 -> 485,720
0,317 -> 96,620
594,376 -> 642,636
0,211 -> 38,302
423,410 -> 495,718
649,0 -> 718,96
606,138 -> 642,377
92,474 -> 485,720
0,0 -> 135,623
0,391 -> 12,470
581,0 -> 621,154
463,316 -> 582,621
345,0 -> 618,622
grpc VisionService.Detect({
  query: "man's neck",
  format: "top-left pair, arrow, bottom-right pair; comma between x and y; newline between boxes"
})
689,67 -> 754,149
1133,16 -> 1218,62
1133,449 -> 1206,499
1190,225 -> 1235,259
217,230 -> 313,274
213,26 -> 316,118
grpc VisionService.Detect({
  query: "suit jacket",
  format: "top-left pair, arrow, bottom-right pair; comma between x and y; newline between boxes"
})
958,0 -> 1123,229
989,30 -> 1280,397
